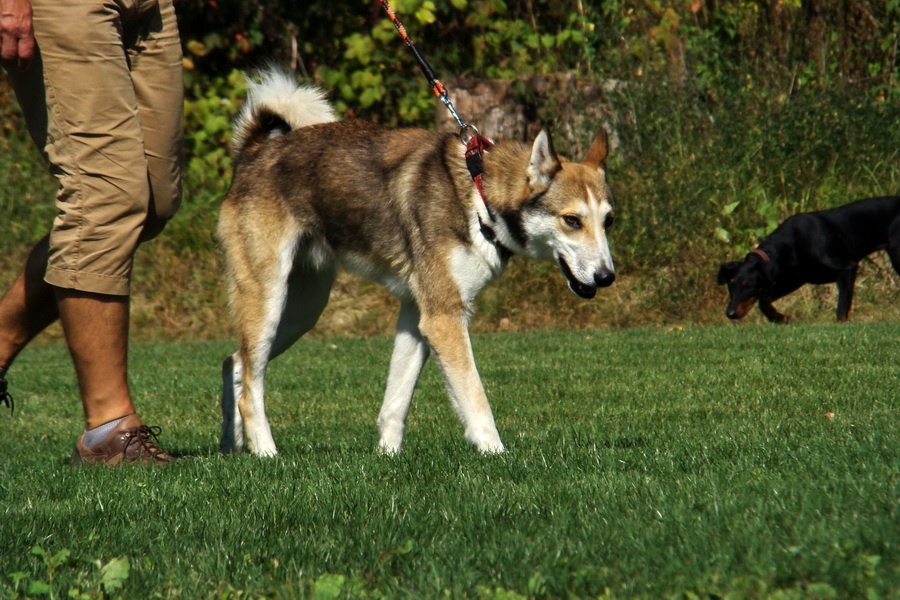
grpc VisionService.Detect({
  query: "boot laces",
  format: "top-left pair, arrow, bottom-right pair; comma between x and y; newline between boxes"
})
123,424 -> 167,458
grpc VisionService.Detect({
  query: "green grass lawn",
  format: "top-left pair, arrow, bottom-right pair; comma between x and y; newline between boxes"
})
1,325 -> 896,598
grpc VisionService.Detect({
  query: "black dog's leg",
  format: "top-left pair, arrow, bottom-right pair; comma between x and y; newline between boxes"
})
887,220 -> 900,277
758,299 -> 788,323
889,248 -> 900,276
758,281 -> 802,324
835,265 -> 858,322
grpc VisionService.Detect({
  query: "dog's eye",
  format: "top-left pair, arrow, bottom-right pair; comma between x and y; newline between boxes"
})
562,215 -> 582,230
604,213 -> 615,229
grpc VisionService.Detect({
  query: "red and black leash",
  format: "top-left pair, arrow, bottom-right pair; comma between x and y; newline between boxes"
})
379,0 -> 493,203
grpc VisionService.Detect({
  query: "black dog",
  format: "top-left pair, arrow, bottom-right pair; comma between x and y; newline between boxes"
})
718,196 -> 900,323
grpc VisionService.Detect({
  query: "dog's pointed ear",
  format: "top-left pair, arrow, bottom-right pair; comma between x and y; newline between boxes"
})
717,262 -> 740,285
583,130 -> 609,169
527,129 -> 562,190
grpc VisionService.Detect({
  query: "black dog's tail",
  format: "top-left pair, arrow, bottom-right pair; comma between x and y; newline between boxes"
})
231,66 -> 337,159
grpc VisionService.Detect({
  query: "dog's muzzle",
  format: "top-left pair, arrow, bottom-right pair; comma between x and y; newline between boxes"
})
725,296 -> 757,320
559,259 -> 615,299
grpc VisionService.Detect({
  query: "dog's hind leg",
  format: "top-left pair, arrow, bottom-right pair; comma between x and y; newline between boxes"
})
239,260 -> 336,456
219,196 -> 334,454
220,262 -> 335,455
886,219 -> 900,278
377,302 -> 430,454
220,353 -> 245,453
226,246 -> 294,456
835,265 -> 858,322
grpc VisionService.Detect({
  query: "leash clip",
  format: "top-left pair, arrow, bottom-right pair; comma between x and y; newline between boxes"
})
459,123 -> 478,145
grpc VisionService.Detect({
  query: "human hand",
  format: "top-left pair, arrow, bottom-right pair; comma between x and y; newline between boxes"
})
0,0 -> 35,69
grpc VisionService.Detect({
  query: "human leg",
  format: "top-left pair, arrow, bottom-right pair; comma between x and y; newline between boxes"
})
2,0 -> 181,462
5,0 -> 150,422
0,236 -> 58,372
20,0 -> 162,295
130,0 -> 184,241
0,237 -> 57,414
60,289 -> 173,464
54,289 -> 134,429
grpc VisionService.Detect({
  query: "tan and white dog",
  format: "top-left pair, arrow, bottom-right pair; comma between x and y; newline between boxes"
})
218,68 -> 617,456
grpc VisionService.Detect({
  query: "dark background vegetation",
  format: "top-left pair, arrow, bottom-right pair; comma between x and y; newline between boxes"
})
1,0 -> 898,341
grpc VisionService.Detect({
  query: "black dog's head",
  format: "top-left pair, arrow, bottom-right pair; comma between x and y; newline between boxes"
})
717,250 -> 777,320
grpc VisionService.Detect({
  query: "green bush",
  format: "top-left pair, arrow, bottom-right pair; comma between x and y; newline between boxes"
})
183,68 -> 247,198
0,94 -> 57,249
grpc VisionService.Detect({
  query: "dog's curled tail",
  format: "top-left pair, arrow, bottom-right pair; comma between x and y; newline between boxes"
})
231,67 -> 337,158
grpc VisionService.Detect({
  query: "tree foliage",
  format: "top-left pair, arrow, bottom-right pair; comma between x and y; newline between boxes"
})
174,0 -> 898,196
177,0 -> 899,105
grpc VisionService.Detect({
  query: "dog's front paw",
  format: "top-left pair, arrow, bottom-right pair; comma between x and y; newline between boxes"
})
245,423 -> 278,457
377,421 -> 405,455
377,439 -> 403,455
468,427 -> 505,454
249,444 -> 278,457
479,441 -> 506,454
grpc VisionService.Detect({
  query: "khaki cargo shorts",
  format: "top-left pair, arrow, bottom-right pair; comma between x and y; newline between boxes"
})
6,0 -> 184,296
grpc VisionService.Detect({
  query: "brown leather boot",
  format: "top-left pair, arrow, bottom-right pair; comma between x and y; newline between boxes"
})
72,414 -> 174,466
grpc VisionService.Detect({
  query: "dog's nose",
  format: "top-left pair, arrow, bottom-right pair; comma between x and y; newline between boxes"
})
594,269 -> 615,288
726,308 -> 739,320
